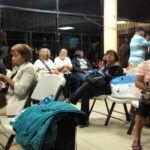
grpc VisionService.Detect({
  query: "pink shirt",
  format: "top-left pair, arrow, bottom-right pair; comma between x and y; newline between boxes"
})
136,60 -> 150,83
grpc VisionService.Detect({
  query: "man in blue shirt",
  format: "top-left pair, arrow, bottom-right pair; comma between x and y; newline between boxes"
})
128,26 -> 150,69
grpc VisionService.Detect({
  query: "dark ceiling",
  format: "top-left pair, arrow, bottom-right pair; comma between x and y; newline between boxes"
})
118,0 -> 150,21
1,0 -> 150,21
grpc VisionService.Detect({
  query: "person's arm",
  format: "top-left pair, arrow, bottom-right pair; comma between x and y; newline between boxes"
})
13,67 -> 37,97
72,58 -> 86,73
33,60 -> 40,73
141,37 -> 150,47
65,57 -> 73,71
0,74 -> 15,88
54,58 -> 64,71
135,75 -> 150,91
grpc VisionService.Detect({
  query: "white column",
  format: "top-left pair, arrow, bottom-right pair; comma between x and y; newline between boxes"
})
104,0 -> 117,53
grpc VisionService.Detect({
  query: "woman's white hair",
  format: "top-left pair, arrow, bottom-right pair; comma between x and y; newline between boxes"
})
39,48 -> 51,58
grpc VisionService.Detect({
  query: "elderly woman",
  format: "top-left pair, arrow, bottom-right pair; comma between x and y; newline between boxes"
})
65,50 -> 123,126
34,48 -> 56,76
0,44 -> 37,116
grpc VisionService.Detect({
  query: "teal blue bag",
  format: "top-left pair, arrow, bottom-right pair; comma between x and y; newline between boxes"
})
13,95 -> 86,150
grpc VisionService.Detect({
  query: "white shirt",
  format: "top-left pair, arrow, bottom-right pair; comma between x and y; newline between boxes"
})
54,57 -> 72,74
33,59 -> 55,75
77,58 -> 88,69
7,62 -> 37,116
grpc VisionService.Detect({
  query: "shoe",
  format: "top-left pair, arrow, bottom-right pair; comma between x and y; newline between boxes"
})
78,121 -> 89,128
132,140 -> 141,150
64,99 -> 71,104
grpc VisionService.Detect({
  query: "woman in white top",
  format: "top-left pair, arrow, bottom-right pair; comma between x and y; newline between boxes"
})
0,44 -> 37,116
34,48 -> 56,76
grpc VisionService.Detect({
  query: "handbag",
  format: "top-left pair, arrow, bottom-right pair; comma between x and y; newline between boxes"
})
85,70 -> 107,88
110,75 -> 141,100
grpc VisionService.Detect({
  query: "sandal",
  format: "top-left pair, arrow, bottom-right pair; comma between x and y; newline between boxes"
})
132,140 -> 141,150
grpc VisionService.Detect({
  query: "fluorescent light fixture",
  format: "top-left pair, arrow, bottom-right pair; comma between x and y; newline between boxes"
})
59,26 -> 75,30
117,21 -> 127,24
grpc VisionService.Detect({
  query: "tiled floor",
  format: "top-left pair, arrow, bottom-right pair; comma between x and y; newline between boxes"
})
0,99 -> 150,150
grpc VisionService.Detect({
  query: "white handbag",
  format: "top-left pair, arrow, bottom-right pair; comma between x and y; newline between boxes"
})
110,75 -> 141,100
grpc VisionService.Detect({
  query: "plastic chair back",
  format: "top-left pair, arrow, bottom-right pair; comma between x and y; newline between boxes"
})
31,75 -> 66,101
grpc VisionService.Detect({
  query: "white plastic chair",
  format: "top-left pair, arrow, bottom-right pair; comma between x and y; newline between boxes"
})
104,69 -> 136,126
0,75 -> 66,150
31,74 -> 66,101
89,95 -> 109,117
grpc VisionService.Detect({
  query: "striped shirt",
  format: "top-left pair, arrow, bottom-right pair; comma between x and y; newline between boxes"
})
129,34 -> 150,63
136,60 -> 150,82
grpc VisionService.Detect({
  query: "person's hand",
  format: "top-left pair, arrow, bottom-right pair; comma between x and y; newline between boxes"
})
0,74 -> 5,81
83,70 -> 88,74
63,64 -> 70,68
62,67 -> 68,73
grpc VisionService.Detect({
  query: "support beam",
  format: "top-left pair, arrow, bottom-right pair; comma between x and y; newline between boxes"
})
104,0 -> 117,53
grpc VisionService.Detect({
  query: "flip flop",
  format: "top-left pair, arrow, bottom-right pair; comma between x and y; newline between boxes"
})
132,140 -> 141,150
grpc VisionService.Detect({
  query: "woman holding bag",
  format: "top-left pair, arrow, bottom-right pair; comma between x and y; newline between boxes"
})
64,50 -> 123,126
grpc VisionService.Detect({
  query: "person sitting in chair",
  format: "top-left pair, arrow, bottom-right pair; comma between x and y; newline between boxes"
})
72,50 -> 92,84
65,50 -> 123,126
0,44 -> 37,116
54,48 -> 80,99
34,48 -> 56,77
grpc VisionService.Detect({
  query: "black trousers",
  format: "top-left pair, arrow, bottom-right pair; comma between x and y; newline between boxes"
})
69,82 -> 110,120
63,73 -> 80,99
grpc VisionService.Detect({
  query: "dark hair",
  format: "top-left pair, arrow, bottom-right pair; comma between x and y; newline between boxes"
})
105,50 -> 118,62
11,44 -> 32,62
135,26 -> 145,32
74,50 -> 83,57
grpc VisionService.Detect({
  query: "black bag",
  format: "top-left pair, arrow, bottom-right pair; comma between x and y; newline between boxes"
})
0,92 -> 7,108
85,72 -> 107,88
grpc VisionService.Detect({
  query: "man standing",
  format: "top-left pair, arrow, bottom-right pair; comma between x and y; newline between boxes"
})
128,26 -> 150,69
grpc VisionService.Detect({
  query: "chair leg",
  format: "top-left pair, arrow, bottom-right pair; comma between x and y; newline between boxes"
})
105,102 -> 116,126
104,98 -> 109,114
123,103 -> 130,122
89,99 -> 96,117
4,135 -> 15,150
127,110 -> 136,135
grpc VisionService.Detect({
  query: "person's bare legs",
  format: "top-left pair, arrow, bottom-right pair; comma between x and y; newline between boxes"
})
132,115 -> 146,150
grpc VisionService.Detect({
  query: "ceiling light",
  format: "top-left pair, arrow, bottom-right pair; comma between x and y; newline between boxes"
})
59,26 -> 75,30
117,21 -> 127,24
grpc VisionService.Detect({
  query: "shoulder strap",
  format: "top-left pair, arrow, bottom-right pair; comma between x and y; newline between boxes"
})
39,58 -> 52,74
